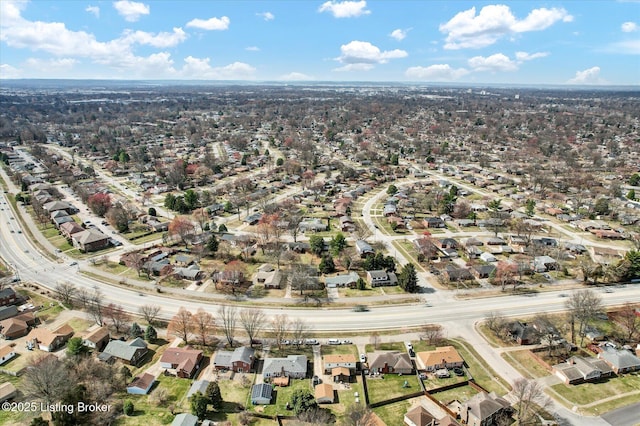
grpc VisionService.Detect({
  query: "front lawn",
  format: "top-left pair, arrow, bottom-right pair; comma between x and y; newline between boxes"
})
365,342 -> 405,353
366,373 -> 420,403
501,350 -> 551,379
550,374 -> 640,406
448,339 -> 510,394
431,384 -> 480,404
372,399 -> 411,426
321,344 -> 358,356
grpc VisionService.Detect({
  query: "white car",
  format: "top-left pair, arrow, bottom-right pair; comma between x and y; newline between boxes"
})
360,354 -> 367,363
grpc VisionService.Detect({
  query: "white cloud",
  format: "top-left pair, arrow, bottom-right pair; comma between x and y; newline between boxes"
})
113,1 -> 149,22
440,4 -> 573,49
335,40 -> 407,71
515,51 -> 549,61
120,28 -> 187,48
257,12 -> 274,21
468,53 -> 518,72
605,39 -> 640,54
280,72 -> 314,80
85,6 -> 100,18
245,46 -> 260,51
405,64 -> 469,81
24,57 -> 77,70
181,59 -> 256,79
318,1 -> 370,18
0,63 -> 21,79
621,21 -> 639,32
390,28 -> 409,41
567,66 -> 607,84
186,16 -> 230,31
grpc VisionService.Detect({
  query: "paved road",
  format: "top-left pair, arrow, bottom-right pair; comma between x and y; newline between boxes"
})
601,402 -> 640,426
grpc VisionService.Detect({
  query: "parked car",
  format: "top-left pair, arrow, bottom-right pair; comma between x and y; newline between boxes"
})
341,340 -> 352,344
328,339 -> 341,345
70,261 -> 78,266
360,354 -> 367,363
304,339 -> 319,345
453,367 -> 464,376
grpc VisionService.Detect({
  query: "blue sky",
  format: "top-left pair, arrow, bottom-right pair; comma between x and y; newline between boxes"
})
1,0 -> 638,85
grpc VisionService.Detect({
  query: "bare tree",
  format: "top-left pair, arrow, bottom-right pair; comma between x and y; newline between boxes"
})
615,303 -> 640,343
23,354 -> 70,405
54,281 -> 77,307
512,378 -> 550,425
104,303 -> 130,335
270,314 -> 290,350
139,304 -> 162,326
76,288 -> 90,310
129,251 -> 146,278
421,324 -> 444,346
342,403 -> 376,426
565,289 -> 603,346
218,305 -> 237,347
240,308 -> 265,346
485,311 -> 508,338
191,308 -> 216,347
168,307 -> 193,344
370,331 -> 380,350
88,289 -> 105,326
290,318 -> 311,348
351,221 -> 372,242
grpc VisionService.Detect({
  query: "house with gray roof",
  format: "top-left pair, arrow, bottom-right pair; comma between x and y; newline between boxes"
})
262,355 -> 307,379
325,272 -> 359,288
367,351 -> 413,375
355,240 -> 374,257
72,228 -> 110,252
251,383 -> 273,405
186,379 -> 210,399
213,346 -> 255,373
457,391 -> 512,426
366,270 -> 397,287
553,356 -> 613,384
99,337 -> 148,365
171,413 -> 198,426
598,348 -> 640,374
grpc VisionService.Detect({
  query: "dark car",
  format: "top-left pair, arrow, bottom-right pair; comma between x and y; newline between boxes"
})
453,367 -> 464,376
353,305 -> 369,312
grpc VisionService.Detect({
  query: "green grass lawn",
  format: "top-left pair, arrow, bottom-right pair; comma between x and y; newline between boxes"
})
366,373 -> 420,403
372,399 -> 411,426
550,374 -> 640,406
431,384 -> 480,404
321,344 -> 358,356
501,350 -> 551,379
411,341 -> 436,353
115,374 -> 191,426
448,339 -> 510,394
66,317 -> 92,333
422,372 -> 468,391
334,379 -> 365,420
365,342 -> 405,352
267,347 -> 314,359
0,352 -> 32,374
260,378 -> 311,416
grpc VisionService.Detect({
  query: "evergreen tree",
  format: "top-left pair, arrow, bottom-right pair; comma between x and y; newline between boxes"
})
190,392 -> 209,419
205,381 -> 223,410
144,325 -> 157,343
318,255 -> 336,274
398,263 -> 419,293
129,322 -> 143,338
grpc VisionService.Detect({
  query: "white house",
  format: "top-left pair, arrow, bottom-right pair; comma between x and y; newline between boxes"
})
0,345 -> 16,365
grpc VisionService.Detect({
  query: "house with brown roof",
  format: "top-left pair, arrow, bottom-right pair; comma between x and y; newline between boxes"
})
82,326 -> 110,351
367,351 -> 413,375
455,392 -> 512,426
323,354 -> 357,374
416,346 -> 464,372
0,312 -> 36,339
72,228 -> 110,252
59,221 -> 85,240
160,347 -> 203,378
404,405 -> 437,426
315,383 -> 335,404
28,324 -> 74,352
331,366 -> 352,383
0,345 -> 17,365
0,383 -> 17,403
127,373 -> 156,395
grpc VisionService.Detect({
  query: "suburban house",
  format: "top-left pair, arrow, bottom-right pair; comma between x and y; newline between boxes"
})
325,272 -> 359,288
416,346 -> 464,372
367,351 -> 413,375
159,347 -> 203,378
59,221 -> 85,240
126,373 -> 156,395
332,366 -> 352,383
598,348 -> 640,374
456,392 -> 513,426
0,383 -> 17,404
0,312 -> 36,339
366,270 -> 398,287
0,345 -> 17,365
339,216 -> 356,232
404,405 -> 437,426
99,337 -> 148,365
213,346 -> 255,373
423,217 -> 445,228
186,379 -> 210,399
443,266 -> 474,282
355,240 -> 374,257
43,200 -> 76,215
72,228 -> 110,252
262,355 -> 307,379
0,306 -> 19,321
251,383 -> 273,405
508,322 -> 540,345
323,354 -> 357,374
171,413 -> 199,426
553,356 -> 613,384
315,383 -> 335,404
82,326 -> 110,351
472,264 -> 496,279
27,324 -> 74,352
0,288 -> 17,307
533,256 -> 559,272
